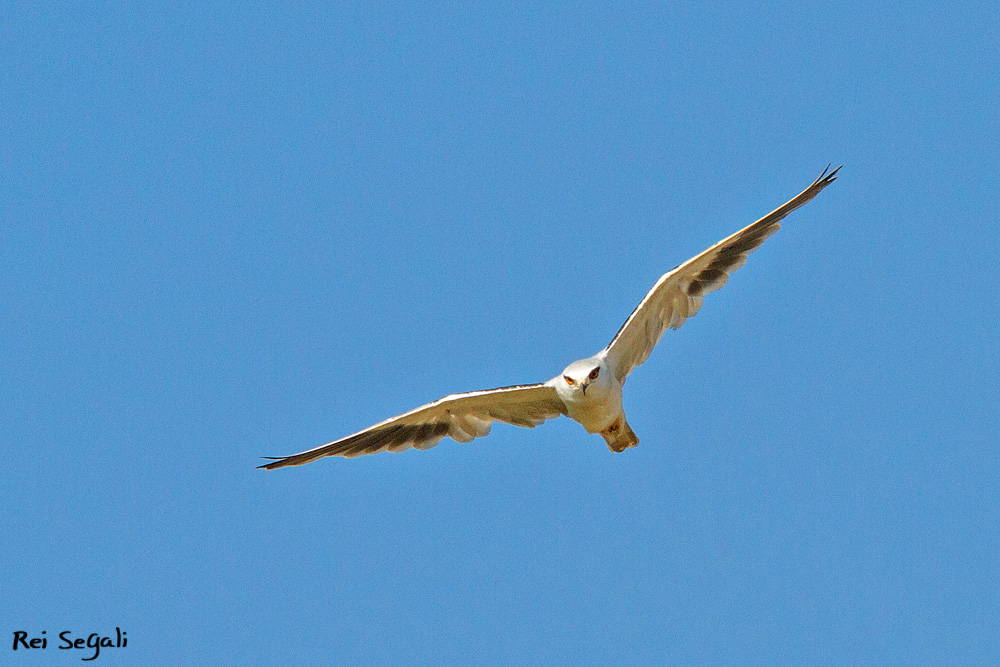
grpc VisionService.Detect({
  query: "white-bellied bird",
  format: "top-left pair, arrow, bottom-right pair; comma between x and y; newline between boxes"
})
260,166 -> 840,469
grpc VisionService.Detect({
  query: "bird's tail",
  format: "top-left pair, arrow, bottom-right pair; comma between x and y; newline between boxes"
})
601,415 -> 639,453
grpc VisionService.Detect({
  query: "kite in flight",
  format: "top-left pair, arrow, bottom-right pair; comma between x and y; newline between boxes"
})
260,166 -> 839,469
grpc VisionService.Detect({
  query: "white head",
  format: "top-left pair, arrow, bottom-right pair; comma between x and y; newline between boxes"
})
556,357 -> 611,401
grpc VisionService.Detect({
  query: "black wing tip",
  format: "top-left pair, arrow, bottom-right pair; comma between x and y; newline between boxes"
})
815,163 -> 843,186
257,456 -> 291,470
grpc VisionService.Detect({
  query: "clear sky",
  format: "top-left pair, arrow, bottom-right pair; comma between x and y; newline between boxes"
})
3,2 -> 998,665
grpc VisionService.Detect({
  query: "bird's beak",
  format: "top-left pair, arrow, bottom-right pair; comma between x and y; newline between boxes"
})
581,381 -> 589,395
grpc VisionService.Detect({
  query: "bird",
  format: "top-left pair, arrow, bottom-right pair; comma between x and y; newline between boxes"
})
259,166 -> 840,469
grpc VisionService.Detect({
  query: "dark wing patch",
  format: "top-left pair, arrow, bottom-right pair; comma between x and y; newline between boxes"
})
685,166 -> 839,300
259,422 -> 452,468
687,225 -> 775,297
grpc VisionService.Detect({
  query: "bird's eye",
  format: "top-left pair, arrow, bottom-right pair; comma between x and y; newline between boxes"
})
589,367 -> 600,380
564,375 -> 574,385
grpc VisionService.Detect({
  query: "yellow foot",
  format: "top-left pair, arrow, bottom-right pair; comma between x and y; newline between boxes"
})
601,416 -> 639,452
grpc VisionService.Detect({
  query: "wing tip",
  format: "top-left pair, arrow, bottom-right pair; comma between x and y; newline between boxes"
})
814,163 -> 842,188
257,456 -> 289,470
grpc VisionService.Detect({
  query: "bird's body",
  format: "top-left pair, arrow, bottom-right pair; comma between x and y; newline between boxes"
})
261,166 -> 839,470
551,357 -> 620,434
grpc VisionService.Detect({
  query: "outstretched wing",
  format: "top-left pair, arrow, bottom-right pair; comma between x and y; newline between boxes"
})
602,166 -> 840,383
259,383 -> 567,469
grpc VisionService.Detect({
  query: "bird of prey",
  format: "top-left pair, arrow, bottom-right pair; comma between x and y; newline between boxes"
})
260,166 -> 839,469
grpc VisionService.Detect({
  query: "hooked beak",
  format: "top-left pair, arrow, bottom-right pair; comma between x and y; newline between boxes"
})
581,381 -> 589,395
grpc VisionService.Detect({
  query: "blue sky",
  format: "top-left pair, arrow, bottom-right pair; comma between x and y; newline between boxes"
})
2,1 -> 998,665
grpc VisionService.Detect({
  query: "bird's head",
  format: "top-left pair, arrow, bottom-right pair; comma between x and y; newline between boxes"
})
558,358 -> 610,399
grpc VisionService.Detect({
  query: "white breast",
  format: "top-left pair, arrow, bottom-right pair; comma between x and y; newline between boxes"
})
553,375 -> 624,434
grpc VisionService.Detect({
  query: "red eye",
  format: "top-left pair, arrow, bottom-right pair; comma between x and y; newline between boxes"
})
589,367 -> 600,380
564,375 -> 574,385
